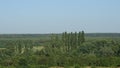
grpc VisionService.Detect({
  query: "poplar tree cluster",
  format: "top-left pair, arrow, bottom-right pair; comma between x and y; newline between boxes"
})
61,31 -> 85,52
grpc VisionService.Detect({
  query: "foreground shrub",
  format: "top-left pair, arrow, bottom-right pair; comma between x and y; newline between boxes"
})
30,65 -> 48,68
74,64 -> 80,68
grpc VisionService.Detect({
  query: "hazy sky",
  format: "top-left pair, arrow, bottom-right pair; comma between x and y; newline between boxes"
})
0,0 -> 120,34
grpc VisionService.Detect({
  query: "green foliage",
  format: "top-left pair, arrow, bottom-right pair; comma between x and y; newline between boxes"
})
74,64 -> 80,68
16,57 -> 28,68
37,65 -> 48,68
91,66 -> 96,68
0,33 -> 120,67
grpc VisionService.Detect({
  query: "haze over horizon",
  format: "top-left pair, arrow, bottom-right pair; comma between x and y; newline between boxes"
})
0,0 -> 120,34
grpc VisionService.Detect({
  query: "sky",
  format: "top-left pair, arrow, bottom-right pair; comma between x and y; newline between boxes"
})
0,0 -> 120,34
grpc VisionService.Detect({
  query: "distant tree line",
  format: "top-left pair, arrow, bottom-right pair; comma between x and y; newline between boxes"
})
86,33 -> 120,37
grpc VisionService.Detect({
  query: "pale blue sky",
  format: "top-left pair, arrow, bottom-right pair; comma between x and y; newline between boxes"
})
0,0 -> 120,34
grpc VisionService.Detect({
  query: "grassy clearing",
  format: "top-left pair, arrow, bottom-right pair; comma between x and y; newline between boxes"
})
0,48 -> 6,50
0,48 -> 6,51
32,46 -> 44,52
49,66 -> 64,68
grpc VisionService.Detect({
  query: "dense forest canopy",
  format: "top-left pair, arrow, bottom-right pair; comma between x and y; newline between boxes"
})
0,31 -> 120,68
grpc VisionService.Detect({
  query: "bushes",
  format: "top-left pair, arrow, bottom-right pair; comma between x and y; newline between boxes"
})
39,65 -> 48,68
30,65 -> 48,68
91,66 -> 96,68
15,57 -> 29,68
74,64 -> 80,68
95,57 -> 120,67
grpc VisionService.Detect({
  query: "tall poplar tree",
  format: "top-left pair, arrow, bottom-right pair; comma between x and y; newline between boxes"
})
78,32 -> 81,46
81,31 -> 85,43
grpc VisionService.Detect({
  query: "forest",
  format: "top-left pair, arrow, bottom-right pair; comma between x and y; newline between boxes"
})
0,31 -> 120,68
